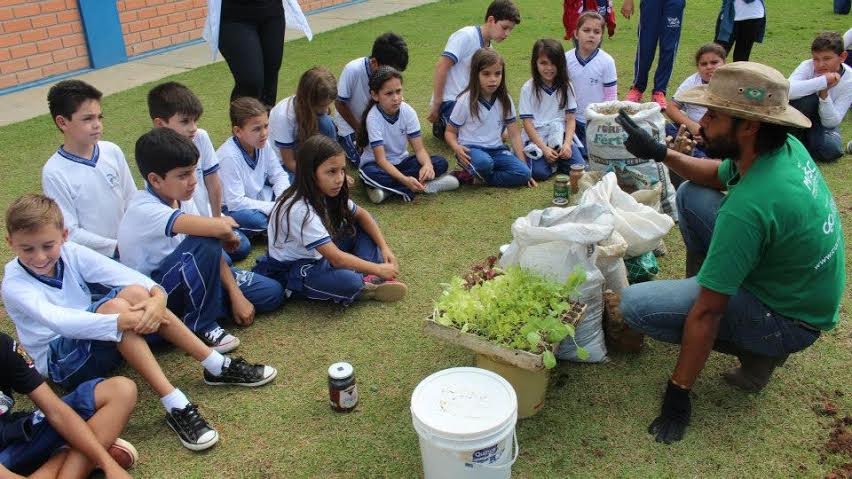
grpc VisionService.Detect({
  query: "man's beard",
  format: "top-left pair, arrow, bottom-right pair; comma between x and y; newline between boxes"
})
700,126 -> 740,159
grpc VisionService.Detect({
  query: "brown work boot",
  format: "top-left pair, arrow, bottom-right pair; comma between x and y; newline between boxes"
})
722,351 -> 788,392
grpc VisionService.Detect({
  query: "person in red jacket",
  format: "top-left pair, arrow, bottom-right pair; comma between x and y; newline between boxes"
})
563,0 -> 616,40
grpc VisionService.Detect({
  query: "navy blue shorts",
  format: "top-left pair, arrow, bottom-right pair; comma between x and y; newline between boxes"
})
0,378 -> 102,474
47,336 -> 122,391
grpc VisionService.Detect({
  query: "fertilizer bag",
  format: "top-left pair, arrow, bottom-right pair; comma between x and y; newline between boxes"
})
585,101 -> 678,221
500,203 -> 614,362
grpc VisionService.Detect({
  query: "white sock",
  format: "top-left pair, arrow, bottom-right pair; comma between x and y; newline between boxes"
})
161,388 -> 190,413
201,351 -> 227,376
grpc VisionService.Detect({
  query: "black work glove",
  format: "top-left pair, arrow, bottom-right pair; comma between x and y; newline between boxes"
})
615,109 -> 668,162
648,380 -> 691,444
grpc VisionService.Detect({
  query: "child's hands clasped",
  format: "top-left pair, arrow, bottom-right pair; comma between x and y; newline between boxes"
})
558,141 -> 574,160
542,146 -> 559,163
128,293 -> 170,334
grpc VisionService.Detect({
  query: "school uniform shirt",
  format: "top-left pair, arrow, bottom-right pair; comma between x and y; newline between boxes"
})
449,92 -> 517,149
565,48 -> 618,124
218,136 -> 290,215
518,78 -> 578,142
2,242 -> 157,376
360,102 -> 421,166
0,333 -> 43,403
41,141 -> 137,257
269,95 -> 298,150
267,197 -> 358,262
117,187 -> 202,277
434,26 -> 488,104
192,129 -> 220,217
334,57 -> 373,137
788,61 -> 852,128
672,73 -> 708,123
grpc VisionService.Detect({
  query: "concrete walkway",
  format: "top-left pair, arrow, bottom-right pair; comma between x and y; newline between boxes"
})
0,0 -> 437,127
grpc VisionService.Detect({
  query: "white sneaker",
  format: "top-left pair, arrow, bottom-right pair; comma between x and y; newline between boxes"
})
201,326 -> 240,354
424,174 -> 460,194
367,187 -> 387,204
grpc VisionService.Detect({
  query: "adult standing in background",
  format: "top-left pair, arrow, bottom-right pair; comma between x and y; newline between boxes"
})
714,0 -> 766,62
218,0 -> 285,107
203,0 -> 313,108
621,0 -> 686,111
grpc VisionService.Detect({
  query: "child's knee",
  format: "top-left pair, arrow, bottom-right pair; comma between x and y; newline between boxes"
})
97,376 -> 138,406
97,297 -> 132,314
118,284 -> 149,304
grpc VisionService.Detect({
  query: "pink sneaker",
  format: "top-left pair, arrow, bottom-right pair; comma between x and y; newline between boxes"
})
625,86 -> 643,103
652,91 -> 668,111
108,438 -> 139,469
361,275 -> 407,302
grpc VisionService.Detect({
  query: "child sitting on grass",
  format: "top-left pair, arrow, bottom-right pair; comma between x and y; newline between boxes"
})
356,67 -> 458,204
119,128 -> 285,353
519,38 -> 585,181
42,80 -> 137,259
2,194 -> 277,452
445,48 -> 533,188
0,332 -> 136,478
334,32 -> 409,166
218,97 -> 291,259
254,135 -> 407,304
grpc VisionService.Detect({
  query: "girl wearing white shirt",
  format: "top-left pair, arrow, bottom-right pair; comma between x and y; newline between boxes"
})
445,48 -> 533,188
253,135 -> 407,304
520,39 -> 585,181
357,67 -> 458,204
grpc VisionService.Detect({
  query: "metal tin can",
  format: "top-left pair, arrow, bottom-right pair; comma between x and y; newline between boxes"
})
553,174 -> 570,205
328,362 -> 359,413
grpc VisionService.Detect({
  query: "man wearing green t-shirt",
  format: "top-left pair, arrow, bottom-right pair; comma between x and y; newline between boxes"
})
615,62 -> 846,445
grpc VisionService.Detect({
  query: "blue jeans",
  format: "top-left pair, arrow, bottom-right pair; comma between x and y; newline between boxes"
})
432,100 -> 456,141
359,155 -> 449,201
619,182 -> 821,357
338,133 -> 361,166
227,207 -> 268,261
253,225 -> 382,305
0,378 -> 102,474
633,0 -> 685,93
464,146 -> 531,187
789,94 -> 844,162
527,144 -> 586,181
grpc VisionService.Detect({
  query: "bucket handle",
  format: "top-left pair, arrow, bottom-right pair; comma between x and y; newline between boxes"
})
472,430 -> 519,470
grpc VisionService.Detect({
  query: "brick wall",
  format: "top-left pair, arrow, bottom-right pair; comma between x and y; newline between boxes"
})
119,0 -> 207,58
0,0 -> 90,90
1,0 -> 353,90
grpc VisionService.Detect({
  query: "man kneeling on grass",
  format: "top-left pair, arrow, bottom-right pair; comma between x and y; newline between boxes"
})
614,62 -> 845,444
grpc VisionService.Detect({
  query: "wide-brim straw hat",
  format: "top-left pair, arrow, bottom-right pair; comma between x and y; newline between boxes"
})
674,61 -> 811,129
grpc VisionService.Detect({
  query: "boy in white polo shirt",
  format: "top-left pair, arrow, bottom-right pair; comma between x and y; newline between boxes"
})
427,0 -> 521,141
334,32 -> 409,166
2,194 -> 277,452
118,128 -> 285,354
42,80 -> 136,259
788,31 -> 852,162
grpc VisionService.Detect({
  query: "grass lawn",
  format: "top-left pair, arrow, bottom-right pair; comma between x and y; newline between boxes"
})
1,0 -> 851,477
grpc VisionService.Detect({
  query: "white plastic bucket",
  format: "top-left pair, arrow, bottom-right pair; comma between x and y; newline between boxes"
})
411,367 -> 519,479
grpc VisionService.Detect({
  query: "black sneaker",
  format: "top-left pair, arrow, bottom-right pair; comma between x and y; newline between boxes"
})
199,326 -> 240,354
165,403 -> 218,451
203,357 -> 277,387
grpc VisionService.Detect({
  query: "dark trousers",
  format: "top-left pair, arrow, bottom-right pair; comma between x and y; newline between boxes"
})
219,15 -> 286,107
632,0 -> 685,94
715,17 -> 765,62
